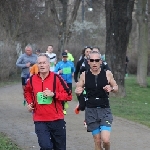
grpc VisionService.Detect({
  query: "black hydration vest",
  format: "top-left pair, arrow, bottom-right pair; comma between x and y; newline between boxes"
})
85,69 -> 110,108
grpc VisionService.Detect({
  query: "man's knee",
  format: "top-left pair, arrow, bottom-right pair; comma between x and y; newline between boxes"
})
103,139 -> 110,145
101,129 -> 111,144
101,136 -> 110,144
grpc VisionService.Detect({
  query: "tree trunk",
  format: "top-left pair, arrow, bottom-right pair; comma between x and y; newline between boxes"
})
136,0 -> 148,87
105,0 -> 134,97
57,0 -> 68,60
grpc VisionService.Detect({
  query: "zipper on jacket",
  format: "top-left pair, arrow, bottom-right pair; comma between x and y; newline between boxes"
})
42,80 -> 44,91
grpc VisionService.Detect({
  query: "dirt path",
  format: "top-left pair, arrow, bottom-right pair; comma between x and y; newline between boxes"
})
0,84 -> 150,150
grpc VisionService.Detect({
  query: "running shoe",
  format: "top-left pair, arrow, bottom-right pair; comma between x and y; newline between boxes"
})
74,105 -> 80,114
63,109 -> 67,115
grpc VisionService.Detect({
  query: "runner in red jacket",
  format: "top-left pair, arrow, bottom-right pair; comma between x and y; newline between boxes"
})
25,71 -> 72,121
24,53 -> 72,150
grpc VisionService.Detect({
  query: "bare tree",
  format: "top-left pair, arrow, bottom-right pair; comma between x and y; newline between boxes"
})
48,0 -> 81,59
0,0 -> 43,44
0,0 -> 44,79
105,0 -> 135,97
0,0 -> 23,41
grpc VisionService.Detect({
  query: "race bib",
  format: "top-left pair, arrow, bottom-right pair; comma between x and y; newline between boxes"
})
63,67 -> 71,74
37,92 -> 53,104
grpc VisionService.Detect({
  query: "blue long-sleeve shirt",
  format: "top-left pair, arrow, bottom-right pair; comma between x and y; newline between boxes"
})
54,60 -> 75,83
16,53 -> 37,78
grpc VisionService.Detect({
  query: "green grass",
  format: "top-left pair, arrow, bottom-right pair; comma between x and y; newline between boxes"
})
0,133 -> 22,150
110,75 -> 150,127
73,75 -> 150,127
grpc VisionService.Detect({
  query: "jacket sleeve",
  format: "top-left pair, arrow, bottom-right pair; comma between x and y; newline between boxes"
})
54,75 -> 72,101
24,79 -> 33,104
16,55 -> 27,68
74,61 -> 81,82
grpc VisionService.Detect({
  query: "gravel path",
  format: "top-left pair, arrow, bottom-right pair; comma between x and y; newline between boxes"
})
0,84 -> 150,150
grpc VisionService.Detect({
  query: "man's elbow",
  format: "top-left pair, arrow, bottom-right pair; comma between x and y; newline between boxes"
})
16,63 -> 19,67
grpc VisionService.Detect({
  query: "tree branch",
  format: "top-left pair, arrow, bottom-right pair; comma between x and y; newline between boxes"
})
66,0 -> 81,42
49,0 -> 61,30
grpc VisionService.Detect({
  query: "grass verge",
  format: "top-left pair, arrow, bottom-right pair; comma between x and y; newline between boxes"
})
110,75 -> 150,127
0,133 -> 21,150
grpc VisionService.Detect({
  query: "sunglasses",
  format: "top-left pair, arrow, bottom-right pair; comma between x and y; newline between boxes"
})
84,46 -> 93,50
89,59 -> 101,62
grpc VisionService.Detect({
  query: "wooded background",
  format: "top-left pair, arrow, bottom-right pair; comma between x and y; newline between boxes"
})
0,0 -> 150,97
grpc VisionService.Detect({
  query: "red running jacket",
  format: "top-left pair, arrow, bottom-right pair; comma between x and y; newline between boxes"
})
24,72 -> 72,121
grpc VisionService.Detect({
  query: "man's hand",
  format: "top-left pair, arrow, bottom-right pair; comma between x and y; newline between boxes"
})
103,85 -> 113,92
26,62 -> 31,67
75,87 -> 84,95
43,88 -> 54,97
27,103 -> 34,112
58,70 -> 63,74
75,82 -> 84,95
